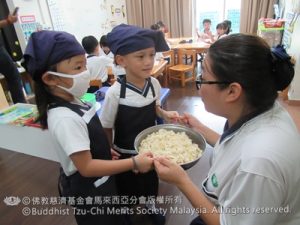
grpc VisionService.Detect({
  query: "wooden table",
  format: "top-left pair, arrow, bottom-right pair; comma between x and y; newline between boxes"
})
167,37 -> 210,54
107,60 -> 167,77
151,60 -> 168,77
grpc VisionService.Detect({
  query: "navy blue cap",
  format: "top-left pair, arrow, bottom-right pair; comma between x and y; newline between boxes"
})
22,30 -> 85,81
107,24 -> 169,55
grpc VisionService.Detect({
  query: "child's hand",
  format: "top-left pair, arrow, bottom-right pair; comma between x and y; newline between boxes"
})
111,149 -> 120,160
134,152 -> 154,173
163,110 -> 180,123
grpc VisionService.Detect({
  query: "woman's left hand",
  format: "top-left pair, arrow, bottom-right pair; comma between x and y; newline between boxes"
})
154,157 -> 189,186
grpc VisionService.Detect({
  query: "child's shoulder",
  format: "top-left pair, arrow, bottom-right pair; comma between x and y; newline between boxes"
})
150,76 -> 161,87
106,80 -> 122,96
48,105 -> 83,120
47,106 -> 85,130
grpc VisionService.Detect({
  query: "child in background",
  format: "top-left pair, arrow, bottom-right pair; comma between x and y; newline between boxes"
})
100,24 -> 179,225
150,24 -> 164,61
22,30 -> 154,225
196,18 -> 213,40
99,34 -> 126,77
156,20 -> 170,38
223,19 -> 232,34
99,34 -> 114,59
206,22 -> 228,44
215,22 -> 228,40
81,35 -> 113,91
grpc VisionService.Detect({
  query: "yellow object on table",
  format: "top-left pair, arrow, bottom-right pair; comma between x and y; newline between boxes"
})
0,82 -> 9,110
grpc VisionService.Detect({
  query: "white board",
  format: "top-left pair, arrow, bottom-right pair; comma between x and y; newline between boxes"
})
47,0 -> 127,42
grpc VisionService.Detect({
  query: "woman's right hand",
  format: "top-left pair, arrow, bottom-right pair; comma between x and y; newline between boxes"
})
154,157 -> 190,187
180,113 -> 220,147
179,113 -> 202,130
134,152 -> 154,173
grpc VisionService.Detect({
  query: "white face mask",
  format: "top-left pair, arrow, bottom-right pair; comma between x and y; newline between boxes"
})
47,70 -> 90,98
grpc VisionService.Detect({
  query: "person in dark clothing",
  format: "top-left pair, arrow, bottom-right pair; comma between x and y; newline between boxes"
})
0,12 -> 26,103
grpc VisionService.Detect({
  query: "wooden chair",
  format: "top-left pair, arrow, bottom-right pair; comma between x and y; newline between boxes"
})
89,79 -> 102,88
168,49 -> 197,87
162,50 -> 175,86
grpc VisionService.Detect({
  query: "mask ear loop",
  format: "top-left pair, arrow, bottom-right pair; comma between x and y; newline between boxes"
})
46,71 -> 86,78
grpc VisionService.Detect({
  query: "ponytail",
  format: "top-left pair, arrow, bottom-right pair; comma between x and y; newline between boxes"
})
34,81 -> 51,129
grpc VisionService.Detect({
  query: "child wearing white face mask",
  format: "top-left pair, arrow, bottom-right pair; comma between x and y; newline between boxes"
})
46,70 -> 91,98
22,30 -> 154,225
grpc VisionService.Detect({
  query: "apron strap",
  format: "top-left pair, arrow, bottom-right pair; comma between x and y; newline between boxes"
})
118,76 -> 156,99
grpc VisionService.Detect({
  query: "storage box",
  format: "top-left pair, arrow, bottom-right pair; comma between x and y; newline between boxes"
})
0,103 -> 37,125
0,103 -> 60,162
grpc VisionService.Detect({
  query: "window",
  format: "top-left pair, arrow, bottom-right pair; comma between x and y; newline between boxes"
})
195,0 -> 241,34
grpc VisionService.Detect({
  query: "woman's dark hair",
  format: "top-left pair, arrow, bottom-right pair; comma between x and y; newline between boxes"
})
208,34 -> 294,112
81,35 -> 98,54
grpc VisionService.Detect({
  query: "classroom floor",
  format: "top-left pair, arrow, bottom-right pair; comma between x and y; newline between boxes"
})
1,80 -> 300,225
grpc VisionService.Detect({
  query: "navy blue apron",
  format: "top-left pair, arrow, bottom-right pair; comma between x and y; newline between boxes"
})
49,101 -> 125,225
113,77 -> 159,199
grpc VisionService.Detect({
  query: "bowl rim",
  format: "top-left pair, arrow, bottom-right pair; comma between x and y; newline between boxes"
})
134,124 -> 207,166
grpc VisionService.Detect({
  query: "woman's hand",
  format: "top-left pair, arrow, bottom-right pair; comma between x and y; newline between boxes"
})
179,113 -> 220,147
154,157 -> 190,187
134,152 -> 154,173
179,113 -> 202,129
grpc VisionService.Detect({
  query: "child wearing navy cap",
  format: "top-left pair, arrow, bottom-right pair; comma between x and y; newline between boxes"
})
22,30 -> 154,225
100,24 -> 179,225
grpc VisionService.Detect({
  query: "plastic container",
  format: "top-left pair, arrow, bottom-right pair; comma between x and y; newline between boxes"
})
81,93 -> 96,105
257,18 -> 285,47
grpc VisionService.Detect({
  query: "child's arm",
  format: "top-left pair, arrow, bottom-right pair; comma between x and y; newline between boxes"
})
103,127 -> 120,159
70,150 -> 154,177
156,106 -> 179,123
103,128 -> 113,147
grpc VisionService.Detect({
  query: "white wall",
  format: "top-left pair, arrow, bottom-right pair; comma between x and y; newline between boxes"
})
7,0 -> 127,52
46,0 -> 127,43
281,0 -> 300,100
288,18 -> 300,100
7,0 -> 52,51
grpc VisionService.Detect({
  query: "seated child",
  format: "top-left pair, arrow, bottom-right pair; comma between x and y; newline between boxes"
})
99,34 -> 114,59
82,35 -> 113,92
216,22 -> 228,40
99,34 -> 126,77
196,18 -> 213,40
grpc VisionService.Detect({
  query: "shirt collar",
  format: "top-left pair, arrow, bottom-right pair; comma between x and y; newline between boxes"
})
219,108 -> 269,143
